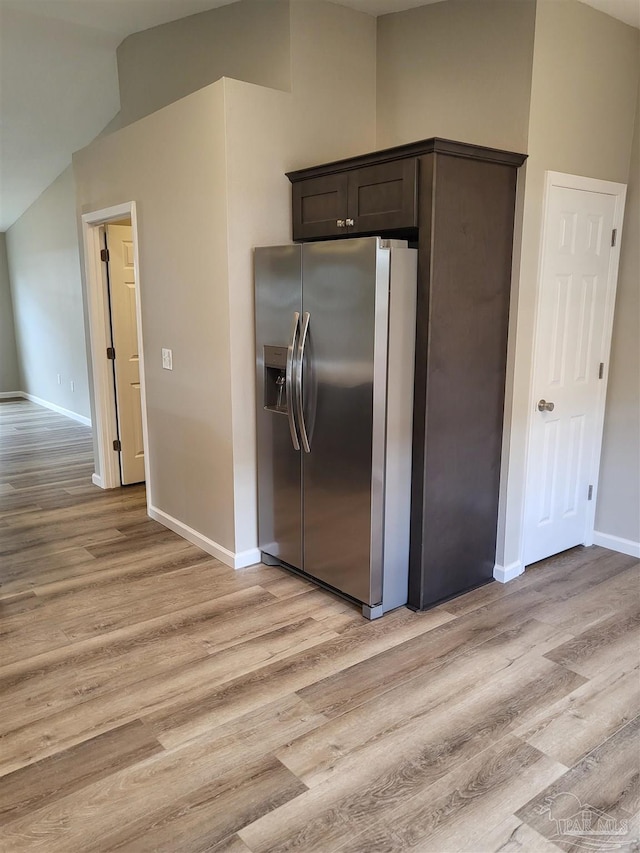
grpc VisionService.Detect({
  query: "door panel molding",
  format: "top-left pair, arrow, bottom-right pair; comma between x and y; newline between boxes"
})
521,171 -> 626,569
81,202 -> 150,501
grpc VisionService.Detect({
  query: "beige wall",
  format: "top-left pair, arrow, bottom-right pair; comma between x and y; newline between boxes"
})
0,232 -> 21,394
376,0 -> 536,152
11,0 -> 638,565
596,86 -> 640,545
222,0 -> 377,552
5,167 -> 91,418
73,1 -> 377,560
116,0 -> 291,127
0,233 -> 20,393
224,80 -> 292,554
223,2 -> 376,554
498,0 -> 640,569
288,0 -> 377,168
74,83 -> 237,552
526,2 -> 638,183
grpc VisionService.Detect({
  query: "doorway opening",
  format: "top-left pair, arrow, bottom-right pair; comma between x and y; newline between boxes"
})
82,203 -> 150,503
103,220 -> 145,486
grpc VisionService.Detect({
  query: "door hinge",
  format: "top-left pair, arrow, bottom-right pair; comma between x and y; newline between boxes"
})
611,229 -> 617,247
598,362 -> 604,379
100,248 -> 110,262
113,439 -> 122,452
588,484 -> 593,501
106,346 -> 115,360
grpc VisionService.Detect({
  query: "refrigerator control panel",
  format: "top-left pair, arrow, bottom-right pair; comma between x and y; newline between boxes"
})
264,345 -> 287,368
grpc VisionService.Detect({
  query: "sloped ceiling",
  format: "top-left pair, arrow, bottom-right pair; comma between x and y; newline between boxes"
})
0,0 -> 238,231
0,0 -> 637,231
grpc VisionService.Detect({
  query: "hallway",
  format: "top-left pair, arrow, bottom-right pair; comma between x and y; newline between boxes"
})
0,399 -> 638,851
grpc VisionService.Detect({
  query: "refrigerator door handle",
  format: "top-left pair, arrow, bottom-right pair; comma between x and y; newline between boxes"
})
296,311 -> 311,454
286,312 -> 301,451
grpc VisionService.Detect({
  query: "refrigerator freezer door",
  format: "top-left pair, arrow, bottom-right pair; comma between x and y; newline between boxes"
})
255,246 -> 303,570
301,238 -> 390,605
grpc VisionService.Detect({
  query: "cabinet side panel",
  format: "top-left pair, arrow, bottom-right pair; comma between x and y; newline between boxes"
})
412,155 -> 519,608
409,154 -> 435,608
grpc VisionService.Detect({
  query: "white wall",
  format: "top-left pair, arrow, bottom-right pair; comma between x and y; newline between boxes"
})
0,233 -> 20,394
497,0 -> 640,572
5,167 -> 91,419
74,83 -> 237,554
376,0 -> 536,152
595,86 -> 640,549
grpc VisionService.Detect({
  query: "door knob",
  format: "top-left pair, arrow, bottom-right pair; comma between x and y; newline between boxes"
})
336,220 -> 345,228
537,399 -> 555,412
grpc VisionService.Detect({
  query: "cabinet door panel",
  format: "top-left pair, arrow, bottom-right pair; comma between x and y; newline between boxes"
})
347,159 -> 417,233
292,174 -> 348,241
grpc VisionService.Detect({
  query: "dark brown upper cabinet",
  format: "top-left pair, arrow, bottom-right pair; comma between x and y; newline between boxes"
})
291,173 -> 349,240
287,138 -> 527,612
290,158 -> 417,241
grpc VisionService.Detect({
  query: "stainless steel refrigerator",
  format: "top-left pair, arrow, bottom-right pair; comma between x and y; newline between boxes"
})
255,237 -> 416,618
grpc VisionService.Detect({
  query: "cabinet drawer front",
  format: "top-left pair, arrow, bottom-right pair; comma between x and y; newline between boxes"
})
348,159 -> 418,232
292,174 -> 348,240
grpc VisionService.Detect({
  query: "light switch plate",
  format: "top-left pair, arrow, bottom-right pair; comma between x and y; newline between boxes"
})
162,348 -> 173,370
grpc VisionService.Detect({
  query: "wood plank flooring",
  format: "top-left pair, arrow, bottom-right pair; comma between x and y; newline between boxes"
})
1,398 -> 638,852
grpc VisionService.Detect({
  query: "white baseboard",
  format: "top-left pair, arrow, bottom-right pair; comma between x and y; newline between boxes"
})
148,504 -> 260,569
21,392 -> 91,426
235,547 -> 262,569
493,560 -> 524,584
91,473 -> 106,489
593,530 -> 640,559
0,391 -> 23,399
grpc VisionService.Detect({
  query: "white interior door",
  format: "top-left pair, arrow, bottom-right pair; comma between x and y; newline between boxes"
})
106,223 -> 145,485
524,182 -> 620,566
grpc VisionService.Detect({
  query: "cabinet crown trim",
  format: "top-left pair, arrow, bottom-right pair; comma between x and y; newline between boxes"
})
286,137 -> 527,182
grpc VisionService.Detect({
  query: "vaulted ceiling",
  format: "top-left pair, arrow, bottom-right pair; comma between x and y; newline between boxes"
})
0,0 -> 637,232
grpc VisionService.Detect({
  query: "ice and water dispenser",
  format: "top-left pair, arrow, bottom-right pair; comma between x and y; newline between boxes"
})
263,345 -> 289,413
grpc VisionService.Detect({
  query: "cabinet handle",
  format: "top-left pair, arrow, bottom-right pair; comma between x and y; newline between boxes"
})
346,218 -> 354,227
336,220 -> 345,228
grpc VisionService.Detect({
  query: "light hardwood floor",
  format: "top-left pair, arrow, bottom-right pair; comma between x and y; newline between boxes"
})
0,398 -> 638,852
